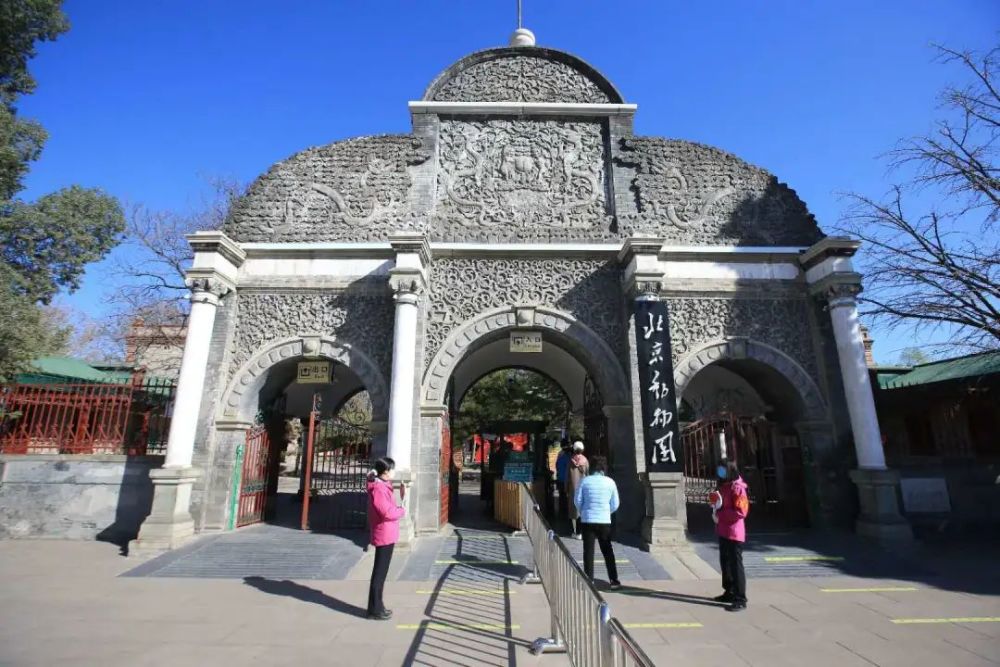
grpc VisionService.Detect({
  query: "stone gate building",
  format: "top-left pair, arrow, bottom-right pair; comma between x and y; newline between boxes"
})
133,29 -> 911,552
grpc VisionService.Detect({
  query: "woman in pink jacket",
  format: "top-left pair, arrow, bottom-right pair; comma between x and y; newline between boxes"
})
366,457 -> 405,620
711,461 -> 750,612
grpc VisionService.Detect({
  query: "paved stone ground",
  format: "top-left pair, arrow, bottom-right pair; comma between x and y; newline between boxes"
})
3,535 -> 998,666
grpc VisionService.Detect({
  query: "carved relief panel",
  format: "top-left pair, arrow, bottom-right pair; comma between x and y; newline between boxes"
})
431,119 -> 615,242
424,258 -> 626,371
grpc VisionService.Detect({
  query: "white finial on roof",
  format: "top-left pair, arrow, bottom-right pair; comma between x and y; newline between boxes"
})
509,0 -> 535,47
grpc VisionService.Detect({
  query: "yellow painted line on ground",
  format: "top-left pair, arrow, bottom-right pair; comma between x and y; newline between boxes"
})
623,622 -> 703,629
415,589 -> 515,596
396,622 -> 521,630
434,560 -> 520,564
892,617 -> 1000,625
822,587 -> 918,593
764,555 -> 845,563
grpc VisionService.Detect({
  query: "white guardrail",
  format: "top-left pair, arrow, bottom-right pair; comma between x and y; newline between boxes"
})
520,483 -> 656,667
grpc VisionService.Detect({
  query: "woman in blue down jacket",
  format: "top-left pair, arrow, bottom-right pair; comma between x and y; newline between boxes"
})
574,456 -> 622,590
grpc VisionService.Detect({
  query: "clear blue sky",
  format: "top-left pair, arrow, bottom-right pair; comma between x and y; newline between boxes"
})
18,1 -> 999,363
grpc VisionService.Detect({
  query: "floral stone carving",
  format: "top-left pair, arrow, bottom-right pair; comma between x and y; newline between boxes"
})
425,258 -> 626,372
229,291 -> 395,385
665,297 -> 819,382
430,54 -> 613,104
616,137 -> 823,246
223,135 -> 430,243
433,119 -> 611,240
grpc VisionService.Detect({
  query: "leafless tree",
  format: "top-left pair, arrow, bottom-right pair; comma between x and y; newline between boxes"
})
840,44 -> 1000,352
107,176 -> 245,366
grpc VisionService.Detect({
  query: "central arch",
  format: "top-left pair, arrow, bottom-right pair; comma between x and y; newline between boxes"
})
422,305 -> 630,410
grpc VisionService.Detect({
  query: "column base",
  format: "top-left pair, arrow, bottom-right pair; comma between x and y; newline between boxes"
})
850,468 -> 914,545
129,466 -> 201,556
642,472 -> 689,550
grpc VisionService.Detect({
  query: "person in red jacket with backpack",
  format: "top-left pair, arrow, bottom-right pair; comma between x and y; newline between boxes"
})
711,460 -> 750,612
366,457 -> 405,620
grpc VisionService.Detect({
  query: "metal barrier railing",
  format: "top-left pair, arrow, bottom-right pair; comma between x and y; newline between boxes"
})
519,483 -> 655,667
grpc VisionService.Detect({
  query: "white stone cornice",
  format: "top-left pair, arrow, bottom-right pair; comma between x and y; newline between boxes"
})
187,231 -> 246,268
800,237 -> 861,269
408,101 -> 638,117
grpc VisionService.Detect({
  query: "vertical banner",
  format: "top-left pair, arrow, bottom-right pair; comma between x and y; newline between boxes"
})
633,299 -> 684,473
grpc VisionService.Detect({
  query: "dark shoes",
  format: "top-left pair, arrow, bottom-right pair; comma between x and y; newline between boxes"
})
367,609 -> 393,620
713,593 -> 734,603
726,601 -> 747,612
609,581 -> 623,591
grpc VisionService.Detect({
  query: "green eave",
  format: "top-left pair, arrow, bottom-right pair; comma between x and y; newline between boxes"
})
878,351 -> 1000,390
23,356 -> 114,383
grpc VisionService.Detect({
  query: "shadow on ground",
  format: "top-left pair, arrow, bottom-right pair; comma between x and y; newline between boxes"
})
243,576 -> 368,617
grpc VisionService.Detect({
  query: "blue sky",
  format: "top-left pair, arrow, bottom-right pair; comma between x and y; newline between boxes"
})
18,1 -> 999,363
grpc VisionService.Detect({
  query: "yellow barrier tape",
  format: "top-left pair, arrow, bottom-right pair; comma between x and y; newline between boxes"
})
764,555 -> 845,562
892,617 -> 1000,625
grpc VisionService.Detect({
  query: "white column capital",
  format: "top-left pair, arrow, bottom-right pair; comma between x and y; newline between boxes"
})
185,274 -> 233,305
389,267 -> 426,303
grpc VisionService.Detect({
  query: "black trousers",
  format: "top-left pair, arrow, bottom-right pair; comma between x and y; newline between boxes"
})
367,544 -> 394,614
581,523 -> 619,584
718,537 -> 747,603
557,481 -> 568,519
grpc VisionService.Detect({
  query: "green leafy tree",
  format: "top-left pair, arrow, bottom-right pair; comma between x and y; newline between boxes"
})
0,1 -> 124,382
453,369 -> 573,446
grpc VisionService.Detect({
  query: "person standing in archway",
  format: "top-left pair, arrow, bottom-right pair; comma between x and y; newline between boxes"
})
366,457 -> 405,620
574,456 -> 622,590
566,441 -> 589,538
555,440 -> 572,520
712,460 -> 750,612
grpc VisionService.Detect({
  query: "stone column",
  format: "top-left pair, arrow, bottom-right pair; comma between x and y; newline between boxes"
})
803,238 -> 912,543
132,232 -> 243,553
619,236 -> 689,549
385,234 -> 429,544
385,234 -> 430,472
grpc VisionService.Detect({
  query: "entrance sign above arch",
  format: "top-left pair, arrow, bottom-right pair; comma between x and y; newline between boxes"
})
220,336 -> 390,424
422,305 -> 629,410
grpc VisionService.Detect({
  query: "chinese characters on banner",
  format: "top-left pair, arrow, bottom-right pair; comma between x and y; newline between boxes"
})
633,300 -> 684,473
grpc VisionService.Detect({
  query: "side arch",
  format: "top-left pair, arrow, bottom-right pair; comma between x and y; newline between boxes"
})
219,336 -> 390,423
674,337 -> 828,422
421,305 -> 630,409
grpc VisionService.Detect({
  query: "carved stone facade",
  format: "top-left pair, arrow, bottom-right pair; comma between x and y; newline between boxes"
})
229,290 -> 395,384
432,119 -> 612,241
616,137 -> 823,246
666,297 -> 819,382
424,258 -> 626,372
427,51 -> 615,104
223,135 -> 430,243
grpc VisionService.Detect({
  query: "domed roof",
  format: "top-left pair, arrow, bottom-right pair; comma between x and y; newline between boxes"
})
422,46 -> 624,104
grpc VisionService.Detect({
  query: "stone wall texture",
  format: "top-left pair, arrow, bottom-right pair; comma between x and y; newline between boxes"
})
0,457 -> 156,541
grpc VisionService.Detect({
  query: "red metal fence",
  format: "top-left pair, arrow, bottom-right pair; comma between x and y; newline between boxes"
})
0,377 -> 176,455
237,424 -> 272,528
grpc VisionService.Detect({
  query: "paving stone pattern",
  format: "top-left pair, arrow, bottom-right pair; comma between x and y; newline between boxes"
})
123,524 -> 367,580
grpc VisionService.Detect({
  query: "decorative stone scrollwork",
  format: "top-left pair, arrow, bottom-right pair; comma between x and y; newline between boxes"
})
220,335 -> 390,422
616,137 -> 824,246
674,338 -> 827,422
186,276 -> 231,302
665,297 -> 819,383
819,281 -> 863,305
229,291 -> 395,386
429,54 -> 614,104
425,258 -> 626,372
223,135 -> 431,243
432,119 -> 611,241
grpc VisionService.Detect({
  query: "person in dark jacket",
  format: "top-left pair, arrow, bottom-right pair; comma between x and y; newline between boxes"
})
711,460 -> 750,612
555,441 -> 572,519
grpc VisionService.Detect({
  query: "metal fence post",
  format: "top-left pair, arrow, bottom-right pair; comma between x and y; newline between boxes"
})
599,601 -> 614,666
227,442 -> 245,531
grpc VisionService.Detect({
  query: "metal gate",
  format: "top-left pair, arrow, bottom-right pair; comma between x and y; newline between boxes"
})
583,375 -> 609,460
301,402 -> 373,531
237,423 -> 272,527
681,413 -> 808,526
440,410 -> 451,527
